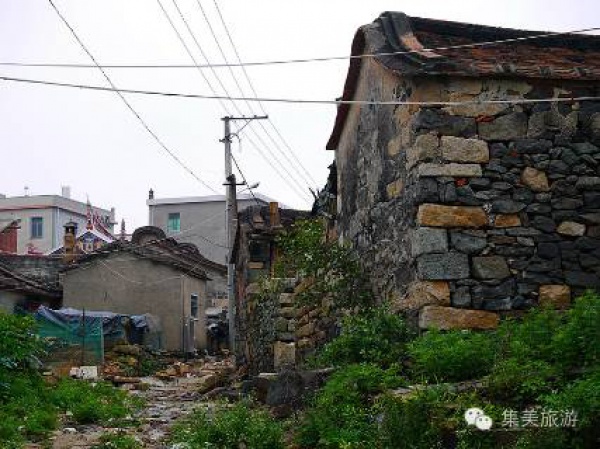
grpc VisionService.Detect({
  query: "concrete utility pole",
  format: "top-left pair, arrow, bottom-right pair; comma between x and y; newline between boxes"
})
221,115 -> 267,358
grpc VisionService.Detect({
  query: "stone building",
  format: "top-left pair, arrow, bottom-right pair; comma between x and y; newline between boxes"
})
62,226 -> 217,352
327,12 -> 600,328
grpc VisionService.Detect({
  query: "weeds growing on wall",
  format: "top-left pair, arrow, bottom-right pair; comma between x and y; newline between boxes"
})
274,219 -> 374,311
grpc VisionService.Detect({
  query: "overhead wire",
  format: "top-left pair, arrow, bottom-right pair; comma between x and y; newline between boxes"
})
155,0 -> 310,203
2,74 -> 599,106
167,0 -> 312,202
199,0 -> 317,190
1,26 -> 598,69
46,0 -> 219,195
211,0 -> 319,188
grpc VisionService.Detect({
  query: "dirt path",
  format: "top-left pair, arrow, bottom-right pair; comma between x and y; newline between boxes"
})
47,359 -> 235,449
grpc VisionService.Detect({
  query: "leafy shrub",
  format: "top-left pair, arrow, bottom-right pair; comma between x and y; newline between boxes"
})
170,401 -> 284,449
51,379 -> 142,425
488,358 -> 559,403
0,312 -> 43,376
312,306 -> 415,368
296,364 -> 404,448
274,219 -> 373,311
408,329 -> 496,382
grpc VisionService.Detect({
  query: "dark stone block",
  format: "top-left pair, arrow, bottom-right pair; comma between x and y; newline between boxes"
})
531,216 -> 556,233
486,161 -> 508,173
492,182 -> 513,192
527,257 -> 561,273
452,286 -> 472,308
552,210 -> 579,222
479,113 -> 528,141
513,138 -> 553,154
472,256 -> 511,279
580,253 -> 600,269
551,180 -> 578,196
469,178 -> 491,190
489,143 -> 509,158
450,232 -> 487,254
537,243 -> 559,259
551,198 -> 584,210
535,192 -> 552,203
517,283 -> 538,296
415,178 -> 439,203
502,173 -> 521,184
565,271 -> 600,288
571,142 -> 600,155
456,186 -> 482,205
472,278 -> 516,299
505,227 -> 542,237
575,237 -> 600,252
492,199 -> 526,214
548,160 -> 570,174
584,192 -> 600,208
494,246 -> 535,257
413,108 -> 477,137
474,297 -> 513,311
526,203 -> 552,214
560,148 -> 580,166
417,252 -> 469,280
513,189 -> 535,204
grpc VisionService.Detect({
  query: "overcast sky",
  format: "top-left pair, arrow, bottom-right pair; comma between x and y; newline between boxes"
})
1,0 -> 598,231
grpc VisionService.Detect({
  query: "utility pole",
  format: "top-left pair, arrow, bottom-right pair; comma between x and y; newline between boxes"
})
221,115 -> 267,359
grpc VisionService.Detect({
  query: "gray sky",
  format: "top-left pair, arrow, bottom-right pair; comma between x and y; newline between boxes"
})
1,0 -> 598,231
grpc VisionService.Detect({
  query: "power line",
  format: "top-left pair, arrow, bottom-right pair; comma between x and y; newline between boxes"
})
3,74 -> 599,106
46,0 -> 219,194
210,0 -> 318,188
231,154 -> 261,206
157,0 -> 311,202
2,26 -> 598,69
170,0 -> 311,200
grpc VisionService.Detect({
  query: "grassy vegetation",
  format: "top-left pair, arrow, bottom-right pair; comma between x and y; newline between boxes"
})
293,291 -> 600,448
0,311 -> 143,448
169,401 -> 285,449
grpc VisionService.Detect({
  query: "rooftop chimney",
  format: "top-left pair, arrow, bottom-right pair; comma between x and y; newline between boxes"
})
149,188 -> 154,200
63,221 -> 78,263
61,186 -> 71,199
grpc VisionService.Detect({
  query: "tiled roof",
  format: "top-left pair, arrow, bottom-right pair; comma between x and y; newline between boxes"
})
326,12 -> 600,151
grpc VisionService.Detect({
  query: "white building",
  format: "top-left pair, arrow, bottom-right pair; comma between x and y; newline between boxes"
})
0,188 -> 116,255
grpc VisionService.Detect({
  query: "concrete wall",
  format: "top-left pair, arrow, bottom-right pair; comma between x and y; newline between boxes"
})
62,253 -> 207,351
334,55 -> 600,329
148,198 -> 260,265
0,291 -> 26,313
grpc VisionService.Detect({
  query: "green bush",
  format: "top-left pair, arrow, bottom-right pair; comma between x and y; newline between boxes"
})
312,306 -> 415,369
0,312 -> 43,373
408,329 -> 496,382
51,379 -> 142,425
296,364 -> 404,448
170,401 -> 284,449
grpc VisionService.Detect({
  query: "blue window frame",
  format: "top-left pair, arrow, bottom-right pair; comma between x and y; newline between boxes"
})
31,217 -> 43,239
167,212 -> 180,233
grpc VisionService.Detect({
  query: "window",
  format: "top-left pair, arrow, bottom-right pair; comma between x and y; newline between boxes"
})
167,213 -> 180,233
30,217 -> 43,239
191,294 -> 199,318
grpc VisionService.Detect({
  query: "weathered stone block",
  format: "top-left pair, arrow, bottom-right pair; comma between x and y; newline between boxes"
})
410,227 -> 448,256
419,306 -> 499,330
275,317 -> 289,333
441,136 -> 489,163
274,342 -> 296,370
494,214 -> 521,228
450,232 -> 487,254
280,307 -> 296,319
472,256 -> 511,279
279,293 -> 294,305
521,167 -> 550,192
539,285 -> 571,309
397,281 -> 451,311
417,252 -> 469,280
576,177 -> 600,190
557,221 -> 586,236
386,179 -> 404,199
297,322 -> 316,338
406,133 -> 439,169
417,204 -> 488,228
478,112 -> 528,140
417,163 -> 482,178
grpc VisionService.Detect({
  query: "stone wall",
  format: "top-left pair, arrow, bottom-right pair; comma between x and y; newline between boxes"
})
243,278 -> 336,374
335,61 -> 600,328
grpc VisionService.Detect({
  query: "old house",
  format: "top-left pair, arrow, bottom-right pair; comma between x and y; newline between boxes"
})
327,12 -> 600,329
0,254 -> 62,312
61,226 -> 222,352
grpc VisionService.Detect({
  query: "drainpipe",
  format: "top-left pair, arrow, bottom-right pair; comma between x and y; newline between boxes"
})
181,275 -> 186,358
